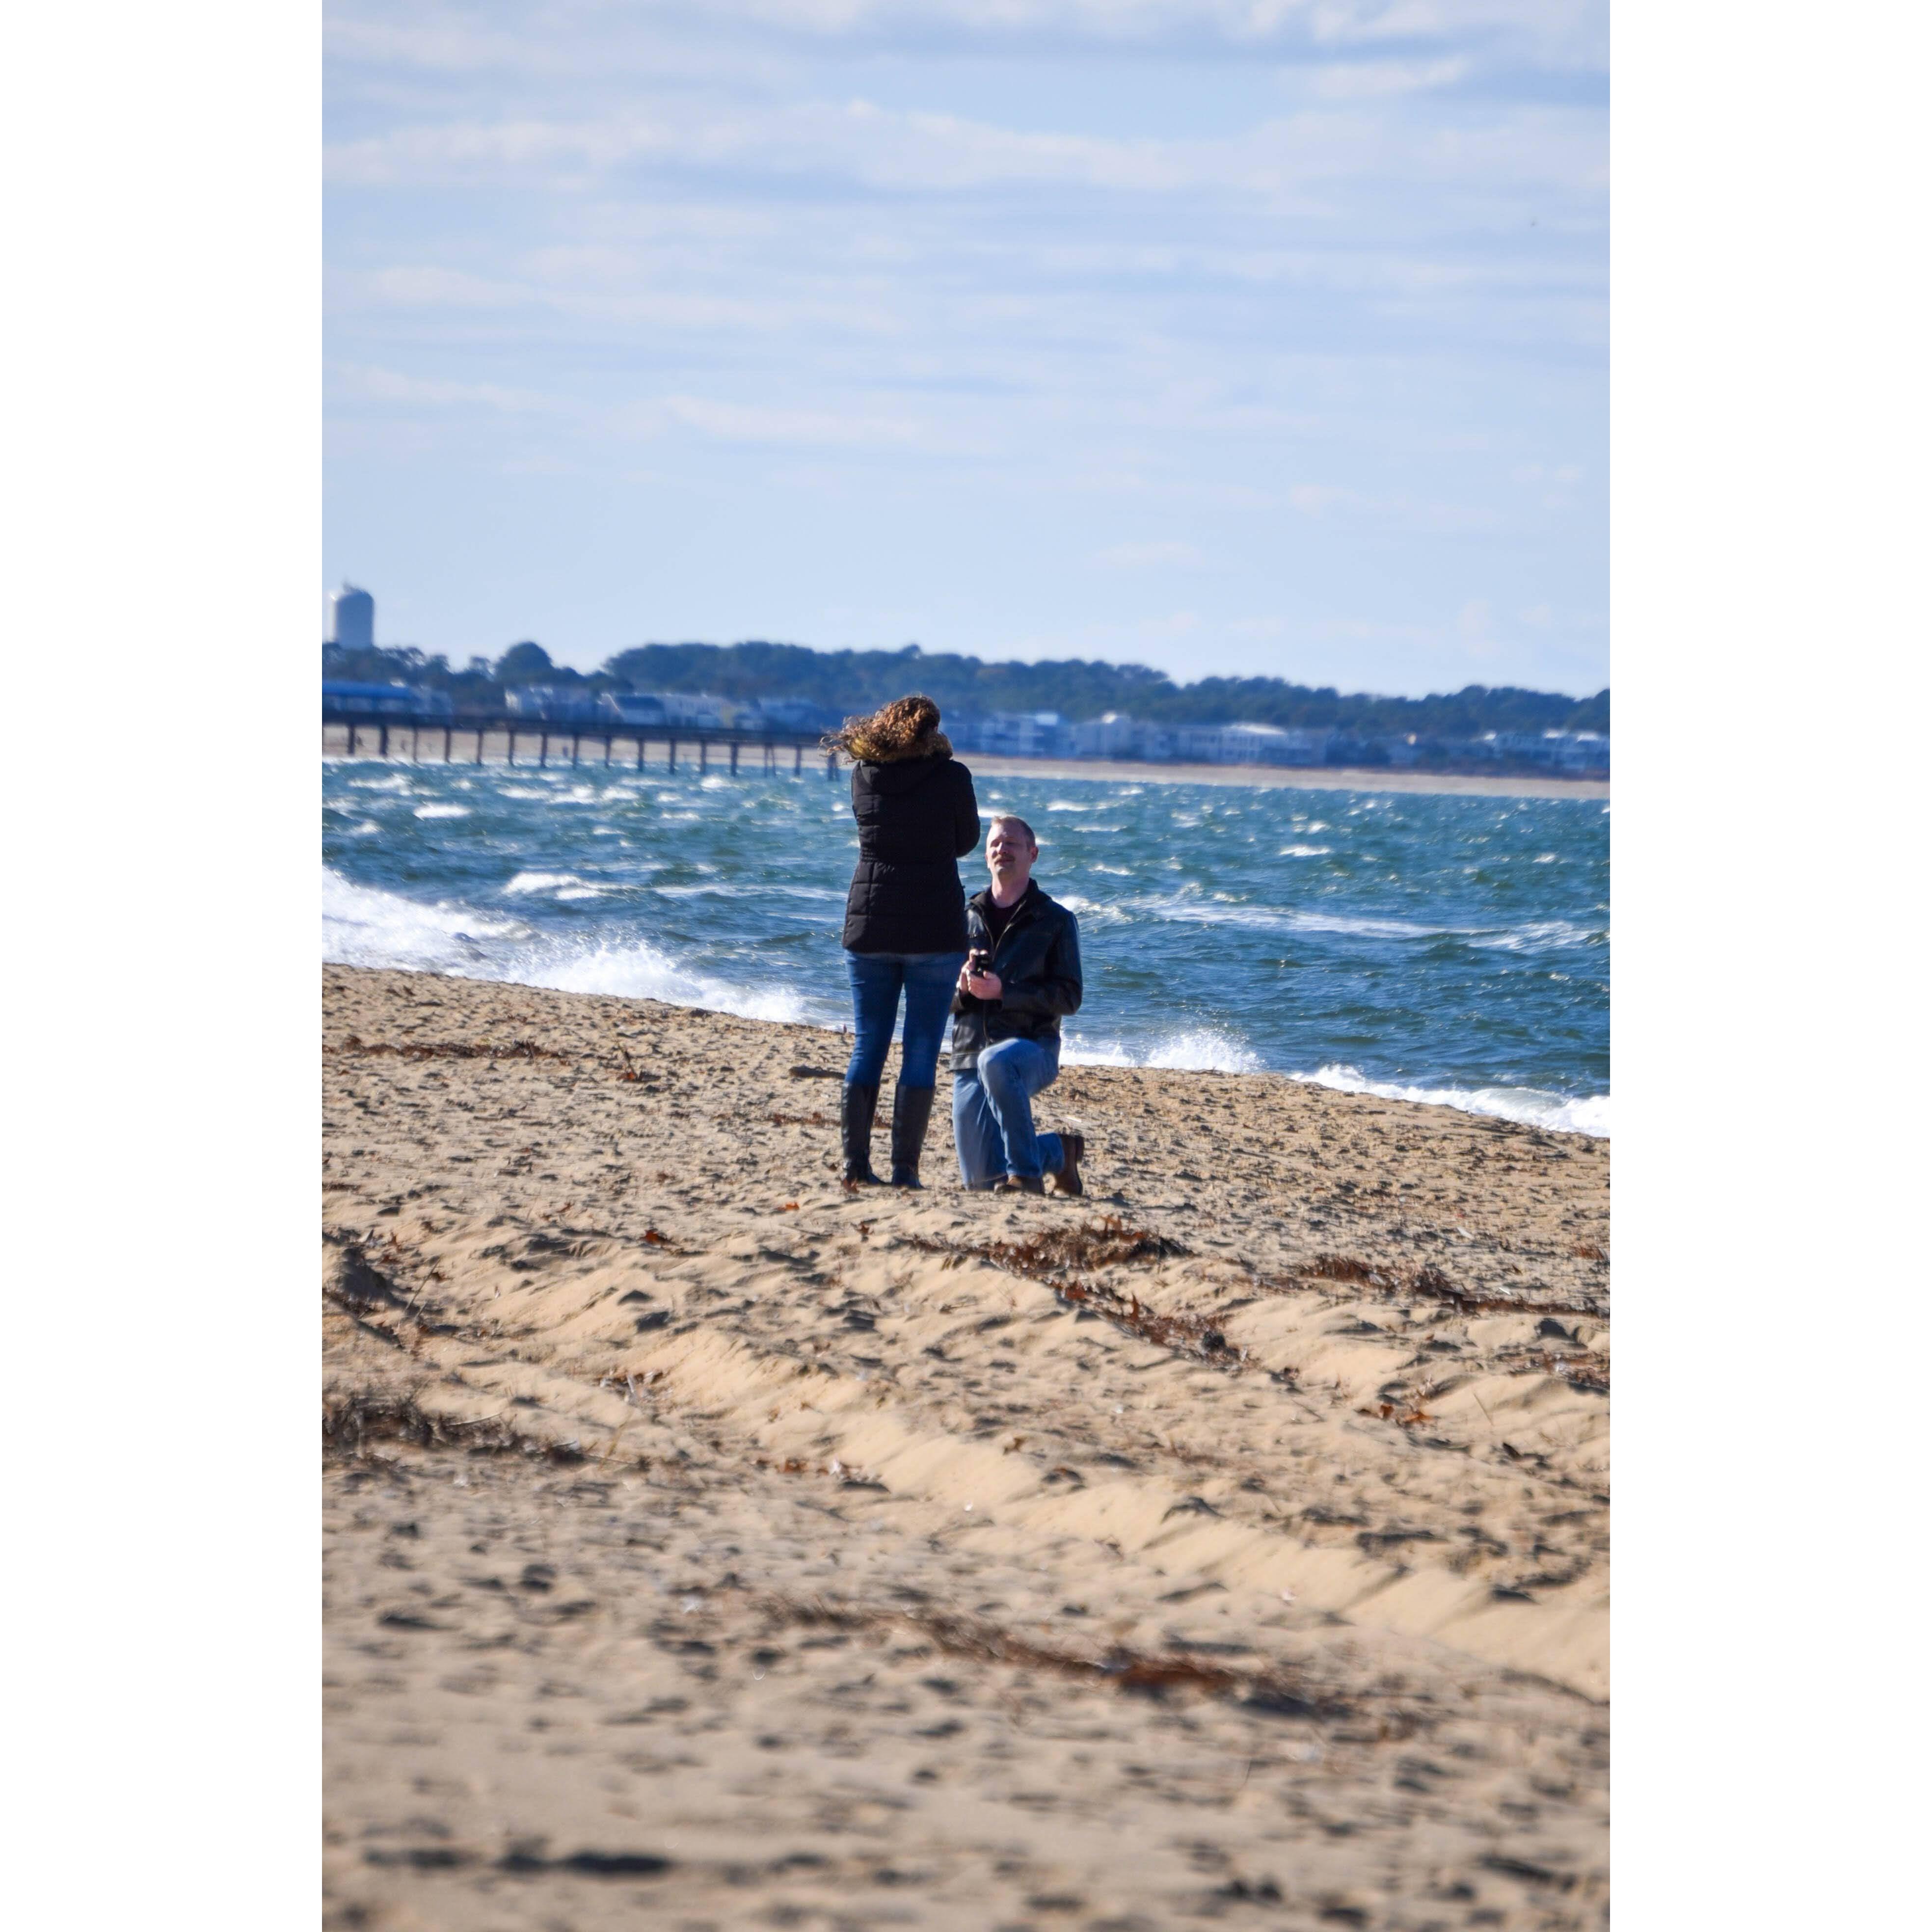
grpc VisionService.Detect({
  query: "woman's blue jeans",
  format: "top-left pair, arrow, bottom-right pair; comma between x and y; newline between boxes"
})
843,950 -> 966,1090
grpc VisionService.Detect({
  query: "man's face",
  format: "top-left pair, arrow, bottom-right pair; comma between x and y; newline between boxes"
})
987,821 -> 1037,890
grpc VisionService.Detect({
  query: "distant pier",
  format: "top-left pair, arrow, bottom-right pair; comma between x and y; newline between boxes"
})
322,707 -> 842,777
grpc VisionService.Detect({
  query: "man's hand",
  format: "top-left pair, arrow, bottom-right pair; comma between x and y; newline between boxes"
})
962,965 -> 1002,1001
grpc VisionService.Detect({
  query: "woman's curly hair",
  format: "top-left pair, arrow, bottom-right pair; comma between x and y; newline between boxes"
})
824,693 -> 952,763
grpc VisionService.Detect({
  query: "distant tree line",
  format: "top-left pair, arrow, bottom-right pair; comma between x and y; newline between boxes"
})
324,638 -> 1609,737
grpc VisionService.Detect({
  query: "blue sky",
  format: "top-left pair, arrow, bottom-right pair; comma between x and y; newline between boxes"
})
324,1 -> 1607,696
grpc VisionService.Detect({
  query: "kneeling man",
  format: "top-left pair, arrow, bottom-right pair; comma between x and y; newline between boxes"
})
951,814 -> 1087,1194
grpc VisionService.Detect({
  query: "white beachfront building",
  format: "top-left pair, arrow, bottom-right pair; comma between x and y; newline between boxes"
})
598,690 -> 731,729
1066,711 -> 1138,758
1173,722 -> 1337,766
971,711 -> 1063,757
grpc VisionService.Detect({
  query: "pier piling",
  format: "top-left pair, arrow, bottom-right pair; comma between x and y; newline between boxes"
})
325,710 -> 828,779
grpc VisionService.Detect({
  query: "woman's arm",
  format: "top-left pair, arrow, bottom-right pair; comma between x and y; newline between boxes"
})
953,764 -> 981,858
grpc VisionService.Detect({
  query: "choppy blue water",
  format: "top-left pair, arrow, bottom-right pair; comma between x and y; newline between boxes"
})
323,757 -> 1609,1135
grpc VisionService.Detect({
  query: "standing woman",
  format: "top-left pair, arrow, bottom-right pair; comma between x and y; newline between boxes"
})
828,695 -> 980,1187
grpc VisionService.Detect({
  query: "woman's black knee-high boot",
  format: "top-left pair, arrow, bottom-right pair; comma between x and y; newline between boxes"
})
841,1082 -> 882,1184
889,1084 -> 936,1188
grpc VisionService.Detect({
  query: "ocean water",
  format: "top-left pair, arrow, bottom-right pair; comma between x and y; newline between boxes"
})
323,757 -> 1609,1135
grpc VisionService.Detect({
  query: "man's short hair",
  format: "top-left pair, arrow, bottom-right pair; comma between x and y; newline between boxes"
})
989,813 -> 1037,847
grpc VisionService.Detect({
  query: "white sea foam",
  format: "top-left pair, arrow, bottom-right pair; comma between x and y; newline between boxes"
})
413,803 -> 470,819
323,870 -> 529,973
1295,1063 -> 1610,1137
322,869 -> 818,1026
1278,845 -> 1332,858
1133,894 -> 1446,940
523,941 -> 815,1022
1064,1028 -> 1262,1073
1470,919 -> 1601,952
1054,893 -> 1129,925
503,871 -> 598,896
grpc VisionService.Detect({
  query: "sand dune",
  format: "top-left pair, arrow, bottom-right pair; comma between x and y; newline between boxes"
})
324,964 -> 1609,1929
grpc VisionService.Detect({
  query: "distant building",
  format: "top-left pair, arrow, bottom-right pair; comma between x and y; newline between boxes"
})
1555,731 -> 1610,774
597,690 -> 730,729
968,711 -> 1063,758
328,584 -> 375,651
322,679 -> 448,717
1067,711 -> 1140,759
1469,729 -> 1609,773
734,697 -> 837,735
504,685 -> 605,722
1172,722 -> 1336,766
599,692 -> 669,727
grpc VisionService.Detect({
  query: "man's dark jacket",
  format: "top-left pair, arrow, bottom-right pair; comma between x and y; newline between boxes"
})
949,881 -> 1083,1072
840,751 -> 981,954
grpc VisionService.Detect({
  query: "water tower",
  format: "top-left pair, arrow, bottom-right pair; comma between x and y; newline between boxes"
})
329,583 -> 375,651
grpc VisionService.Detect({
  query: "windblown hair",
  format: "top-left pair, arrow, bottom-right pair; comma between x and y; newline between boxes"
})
825,694 -> 952,763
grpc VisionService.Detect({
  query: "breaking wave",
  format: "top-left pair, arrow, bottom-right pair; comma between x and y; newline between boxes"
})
322,869 -> 817,1025
1293,1063 -> 1610,1138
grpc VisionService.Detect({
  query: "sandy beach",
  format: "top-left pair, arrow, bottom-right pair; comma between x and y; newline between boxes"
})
324,964 -> 1609,1929
963,755 -> 1608,802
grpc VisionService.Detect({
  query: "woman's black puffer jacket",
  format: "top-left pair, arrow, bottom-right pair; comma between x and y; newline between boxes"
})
840,752 -> 981,954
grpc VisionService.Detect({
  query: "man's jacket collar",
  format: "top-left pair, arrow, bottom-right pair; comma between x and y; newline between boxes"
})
969,879 -> 1042,922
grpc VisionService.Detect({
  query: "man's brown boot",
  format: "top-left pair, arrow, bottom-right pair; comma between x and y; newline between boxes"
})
1050,1132 -> 1085,1197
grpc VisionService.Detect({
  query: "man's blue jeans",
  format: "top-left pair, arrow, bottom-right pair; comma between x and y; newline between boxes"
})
843,950 -> 966,1089
953,1036 -> 1064,1187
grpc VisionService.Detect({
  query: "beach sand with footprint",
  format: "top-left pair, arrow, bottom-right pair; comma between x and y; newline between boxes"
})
324,963 -> 1608,1930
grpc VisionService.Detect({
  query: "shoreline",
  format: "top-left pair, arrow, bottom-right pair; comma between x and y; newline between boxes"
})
322,729 -> 1605,801
964,752 -> 1608,800
325,963 -> 1609,1925
325,949 -> 1610,1139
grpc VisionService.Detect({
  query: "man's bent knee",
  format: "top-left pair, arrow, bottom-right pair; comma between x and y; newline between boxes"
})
978,1038 -> 1044,1093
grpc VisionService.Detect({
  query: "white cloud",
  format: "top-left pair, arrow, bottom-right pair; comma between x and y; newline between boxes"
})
322,0 -> 1606,691
1289,483 -> 1356,514
333,362 -> 561,413
325,2 -> 1605,70
333,362 -> 932,449
1095,540 -> 1205,567
652,395 -> 924,446
327,92 -> 1603,206
1137,610 -> 1204,638
1312,57 -> 1471,100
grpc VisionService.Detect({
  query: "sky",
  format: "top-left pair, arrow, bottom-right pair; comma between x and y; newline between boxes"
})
324,0 -> 1607,697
